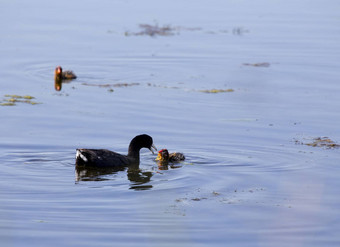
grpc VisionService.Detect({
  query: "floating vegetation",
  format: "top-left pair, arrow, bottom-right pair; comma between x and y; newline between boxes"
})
243,62 -> 270,68
232,27 -> 249,35
147,83 -> 181,90
123,22 -> 245,37
125,23 -> 178,37
0,95 -> 41,106
147,83 -> 235,94
82,82 -> 140,89
0,102 -> 16,106
295,137 -> 340,149
191,197 -> 208,201
5,94 -> 35,99
199,89 -> 234,93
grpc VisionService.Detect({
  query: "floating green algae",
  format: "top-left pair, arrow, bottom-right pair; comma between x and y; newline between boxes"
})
1,95 -> 41,106
0,102 -> 16,106
4,94 -> 36,99
199,89 -> 234,93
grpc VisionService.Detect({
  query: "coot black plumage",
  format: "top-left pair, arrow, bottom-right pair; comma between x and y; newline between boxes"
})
76,134 -> 157,167
156,149 -> 185,163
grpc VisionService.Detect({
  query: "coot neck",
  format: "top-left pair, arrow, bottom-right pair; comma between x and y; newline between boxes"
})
127,143 -> 141,160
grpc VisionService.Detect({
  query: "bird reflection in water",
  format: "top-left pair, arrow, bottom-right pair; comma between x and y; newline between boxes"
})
127,169 -> 153,190
54,78 -> 62,91
157,162 -> 183,170
75,165 -> 154,190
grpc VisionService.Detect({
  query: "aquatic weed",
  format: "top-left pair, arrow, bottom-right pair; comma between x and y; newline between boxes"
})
294,137 -> 340,149
123,23 -> 247,37
243,62 -> 270,68
232,27 -> 249,35
0,102 -> 16,106
1,94 -> 41,106
199,89 -> 234,93
125,23 -> 178,37
81,82 -> 140,90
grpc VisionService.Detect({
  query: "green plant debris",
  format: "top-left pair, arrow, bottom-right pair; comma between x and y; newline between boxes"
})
1,94 -> 40,106
295,137 -> 340,149
0,102 -> 16,106
82,82 -> 140,88
147,83 -> 181,90
199,89 -> 234,93
125,23 -> 178,37
122,23 -> 247,37
147,83 -> 234,94
5,94 -> 35,99
4,98 -> 17,103
243,62 -> 270,67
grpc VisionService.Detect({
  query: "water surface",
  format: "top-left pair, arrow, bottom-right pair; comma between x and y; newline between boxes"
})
1,0 -> 340,246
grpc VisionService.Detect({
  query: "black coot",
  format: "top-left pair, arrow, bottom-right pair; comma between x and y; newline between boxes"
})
76,134 -> 157,167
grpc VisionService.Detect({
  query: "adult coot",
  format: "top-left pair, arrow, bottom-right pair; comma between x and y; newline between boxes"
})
54,66 -> 77,80
76,134 -> 157,167
156,149 -> 185,163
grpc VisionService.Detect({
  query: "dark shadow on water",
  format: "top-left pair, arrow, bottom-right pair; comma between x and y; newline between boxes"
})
156,160 -> 183,170
54,78 -> 62,91
75,166 -> 125,182
75,165 -> 154,190
128,169 -> 153,190
54,78 -> 74,91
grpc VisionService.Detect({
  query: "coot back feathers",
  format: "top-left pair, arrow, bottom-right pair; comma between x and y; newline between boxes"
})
76,134 -> 157,167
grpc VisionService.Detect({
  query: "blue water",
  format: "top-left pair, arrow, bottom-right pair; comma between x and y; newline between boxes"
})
1,0 -> 340,246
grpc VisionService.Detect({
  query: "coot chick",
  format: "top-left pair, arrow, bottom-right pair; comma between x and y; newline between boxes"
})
156,149 -> 185,162
55,66 -> 77,80
76,134 -> 157,167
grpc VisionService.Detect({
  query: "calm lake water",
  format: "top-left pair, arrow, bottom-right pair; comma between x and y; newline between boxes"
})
1,0 -> 340,246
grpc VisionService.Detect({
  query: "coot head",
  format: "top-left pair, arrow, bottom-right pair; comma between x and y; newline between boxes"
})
156,149 -> 169,161
129,134 -> 157,156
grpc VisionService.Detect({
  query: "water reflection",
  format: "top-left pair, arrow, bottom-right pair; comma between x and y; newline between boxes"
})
74,159 -> 185,190
54,78 -> 62,91
75,166 -> 125,182
127,169 -> 153,190
156,160 -> 183,170
54,78 -> 75,91
75,165 -> 154,190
